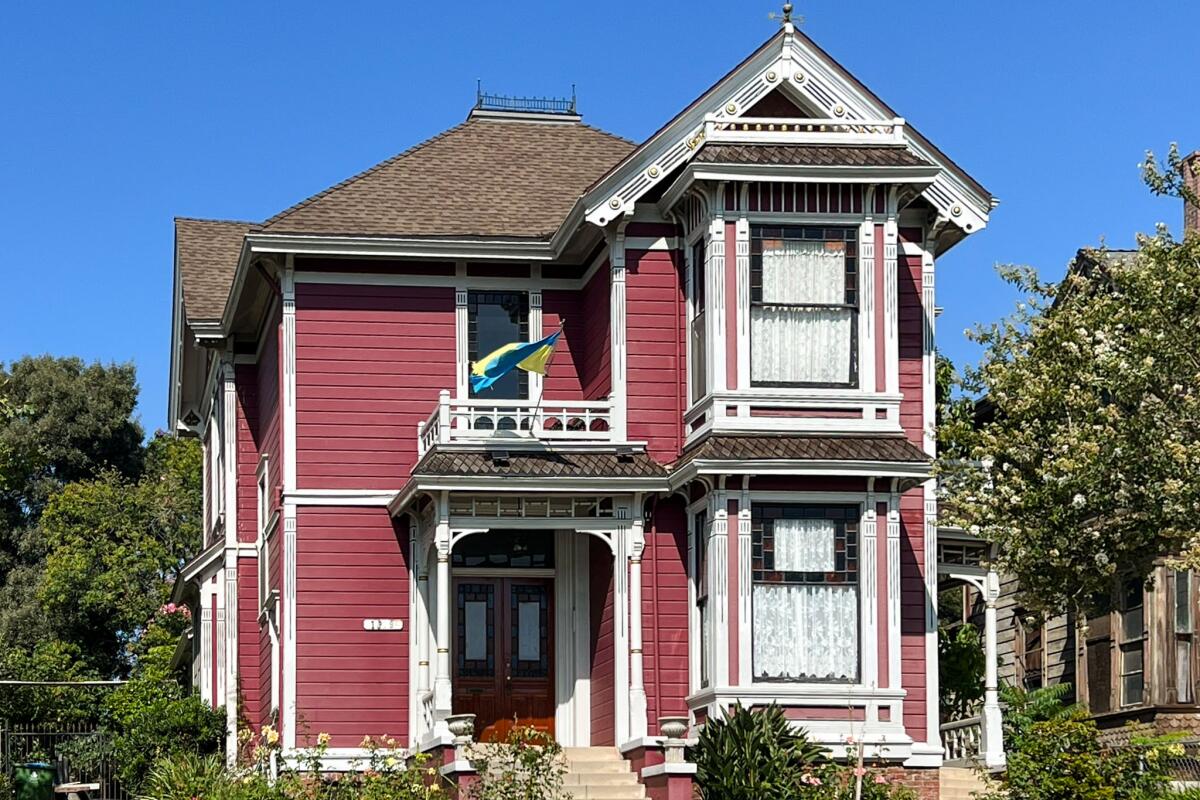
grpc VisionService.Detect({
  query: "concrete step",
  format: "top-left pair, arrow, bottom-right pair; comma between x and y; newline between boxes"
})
562,747 -> 623,761
563,786 -> 646,800
563,771 -> 640,786
940,767 -> 989,800
562,760 -> 637,775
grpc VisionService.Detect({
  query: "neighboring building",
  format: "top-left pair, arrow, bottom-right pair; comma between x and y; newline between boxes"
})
168,15 -> 992,790
986,155 -> 1200,747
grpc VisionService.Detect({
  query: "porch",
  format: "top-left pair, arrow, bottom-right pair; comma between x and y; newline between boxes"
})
402,489 -> 663,751
937,528 -> 1005,770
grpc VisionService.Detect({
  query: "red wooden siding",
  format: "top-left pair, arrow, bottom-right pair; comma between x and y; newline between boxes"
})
236,366 -> 258,544
541,291 -> 583,398
643,496 -> 689,722
625,247 -> 686,462
898,254 -> 924,445
295,507 -> 409,745
257,307 -> 282,506
295,285 -> 456,488
238,560 -> 261,728
590,536 -> 615,746
580,265 -> 611,401
899,486 -> 927,742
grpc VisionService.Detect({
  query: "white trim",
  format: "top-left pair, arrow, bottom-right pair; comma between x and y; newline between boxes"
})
282,507 -> 298,750
221,360 -> 239,766
553,530 -> 592,746
886,487 -> 902,694
882,197 -> 899,395
734,216 -> 750,393
454,284 -> 468,399
608,219 -> 630,442
642,763 -> 698,779
707,209 -> 726,395
249,233 -> 554,262
286,489 -> 400,506
390,479 -> 666,517
859,215 -> 877,394
280,257 -> 299,751
670,459 -> 930,485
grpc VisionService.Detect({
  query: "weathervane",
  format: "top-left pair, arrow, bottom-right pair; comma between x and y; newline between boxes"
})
769,3 -> 803,27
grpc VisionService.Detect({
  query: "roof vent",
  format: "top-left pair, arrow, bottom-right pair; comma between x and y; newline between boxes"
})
489,449 -> 511,467
470,82 -> 580,122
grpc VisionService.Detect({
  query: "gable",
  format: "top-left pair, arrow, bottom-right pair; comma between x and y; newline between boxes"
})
582,24 -> 991,234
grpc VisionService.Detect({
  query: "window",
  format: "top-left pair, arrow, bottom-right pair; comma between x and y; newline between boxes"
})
1119,580 -> 1145,706
694,510 -> 710,688
256,457 -> 274,614
1177,569 -> 1194,703
468,291 -> 529,400
751,504 -> 859,682
1085,611 -> 1113,714
1016,614 -> 1044,691
750,226 -> 858,387
689,239 -> 707,404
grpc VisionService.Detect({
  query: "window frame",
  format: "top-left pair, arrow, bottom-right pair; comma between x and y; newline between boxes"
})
467,290 -> 530,400
694,509 -> 710,689
256,456 -> 278,616
1176,569 -> 1194,703
1118,580 -> 1146,707
1015,612 -> 1045,691
688,238 -> 708,406
749,502 -> 861,684
749,225 -> 860,389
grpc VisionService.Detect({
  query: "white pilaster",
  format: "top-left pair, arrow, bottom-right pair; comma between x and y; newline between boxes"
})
737,478 -> 753,686
922,225 -> 941,753
199,598 -> 213,706
454,287 -> 469,400
279,258 -> 299,750
614,515 -> 631,744
883,191 -> 900,395
734,216 -> 750,393
433,492 -> 452,733
530,285 -> 543,401
860,480 -> 879,698
609,221 -> 629,442
886,486 -> 902,694
221,359 -> 240,764
859,207 -> 877,393
707,207 -> 726,394
709,487 -> 730,692
628,500 -> 648,739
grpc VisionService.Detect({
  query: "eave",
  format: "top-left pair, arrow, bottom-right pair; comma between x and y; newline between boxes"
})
668,458 -> 933,490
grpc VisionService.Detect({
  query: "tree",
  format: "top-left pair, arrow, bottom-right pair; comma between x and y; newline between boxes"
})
940,148 -> 1200,617
37,435 -> 202,676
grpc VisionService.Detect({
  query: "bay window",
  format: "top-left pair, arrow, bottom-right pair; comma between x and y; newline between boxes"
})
752,504 -> 859,682
751,226 -> 858,387
1177,569 -> 1194,703
1119,580 -> 1145,706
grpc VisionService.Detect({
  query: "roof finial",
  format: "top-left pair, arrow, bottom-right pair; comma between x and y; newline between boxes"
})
769,3 -> 802,29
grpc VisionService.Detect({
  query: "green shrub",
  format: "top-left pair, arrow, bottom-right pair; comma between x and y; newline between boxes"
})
692,704 -> 829,800
466,725 -> 566,800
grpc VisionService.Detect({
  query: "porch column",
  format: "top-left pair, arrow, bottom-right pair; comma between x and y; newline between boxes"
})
980,570 -> 1006,769
629,502 -> 648,739
433,493 -> 452,732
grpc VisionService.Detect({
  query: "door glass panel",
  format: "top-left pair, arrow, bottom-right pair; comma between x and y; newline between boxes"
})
465,601 -> 488,661
518,601 -> 541,661
510,583 -> 549,678
456,583 -> 495,677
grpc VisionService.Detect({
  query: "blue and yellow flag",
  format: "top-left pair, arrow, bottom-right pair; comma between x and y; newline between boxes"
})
470,330 -> 561,393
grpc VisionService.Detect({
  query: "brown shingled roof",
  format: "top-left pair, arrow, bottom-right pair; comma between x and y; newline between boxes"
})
414,449 -> 668,479
695,143 -> 931,168
673,435 -> 930,468
260,118 -> 635,240
175,217 -> 255,321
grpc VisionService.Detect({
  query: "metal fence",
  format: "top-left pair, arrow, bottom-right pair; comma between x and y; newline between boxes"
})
0,721 -> 129,799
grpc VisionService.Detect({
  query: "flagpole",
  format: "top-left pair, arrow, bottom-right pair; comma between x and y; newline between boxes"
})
529,320 -> 564,437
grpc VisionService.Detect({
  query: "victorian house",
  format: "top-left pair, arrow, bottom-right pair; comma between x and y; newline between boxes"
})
169,16 -> 994,795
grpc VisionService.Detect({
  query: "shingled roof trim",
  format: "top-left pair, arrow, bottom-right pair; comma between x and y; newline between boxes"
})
671,434 -> 931,469
175,217 -> 257,322
694,143 -> 932,168
412,449 -> 669,480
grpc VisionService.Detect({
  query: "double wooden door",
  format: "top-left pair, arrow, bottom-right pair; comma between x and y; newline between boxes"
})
451,577 -> 554,741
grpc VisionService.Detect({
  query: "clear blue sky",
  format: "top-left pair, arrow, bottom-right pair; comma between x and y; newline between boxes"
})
1,1 -> 1197,431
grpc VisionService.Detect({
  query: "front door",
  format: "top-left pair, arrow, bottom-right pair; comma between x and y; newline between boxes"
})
452,577 -> 554,741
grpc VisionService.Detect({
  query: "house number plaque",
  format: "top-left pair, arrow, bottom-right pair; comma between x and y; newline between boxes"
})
362,618 -> 403,631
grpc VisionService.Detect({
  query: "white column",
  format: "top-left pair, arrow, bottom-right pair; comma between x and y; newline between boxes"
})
530,286 -> 544,401
883,189 -> 900,395
737,478 -> 753,686
454,287 -> 469,400
433,493 -> 452,733
707,204 -> 727,394
221,359 -> 239,764
981,571 -> 1006,769
886,484 -> 902,694
628,500 -> 648,739
279,259 -> 299,750
613,519 -> 631,744
734,215 -> 750,397
860,480 -> 879,699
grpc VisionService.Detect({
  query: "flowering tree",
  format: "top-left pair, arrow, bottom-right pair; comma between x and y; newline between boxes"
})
940,148 -> 1200,617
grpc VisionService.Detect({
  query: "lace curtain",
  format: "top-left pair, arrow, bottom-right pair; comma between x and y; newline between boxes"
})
753,584 -> 858,680
752,239 -> 852,384
774,518 -> 836,572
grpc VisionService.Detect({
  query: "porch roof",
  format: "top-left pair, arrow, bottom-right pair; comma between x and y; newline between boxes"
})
672,434 -> 931,467
413,448 -> 669,479
694,143 -> 930,168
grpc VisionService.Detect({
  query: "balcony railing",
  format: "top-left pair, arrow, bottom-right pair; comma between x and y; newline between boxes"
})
940,715 -> 982,766
704,115 -> 907,146
417,390 -> 614,456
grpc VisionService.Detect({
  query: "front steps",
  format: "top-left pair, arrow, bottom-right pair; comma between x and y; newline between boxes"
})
561,748 -> 646,800
940,766 -> 990,800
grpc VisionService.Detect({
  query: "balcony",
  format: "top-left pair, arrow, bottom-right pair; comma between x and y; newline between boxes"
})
703,115 -> 906,146
417,390 -> 614,456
